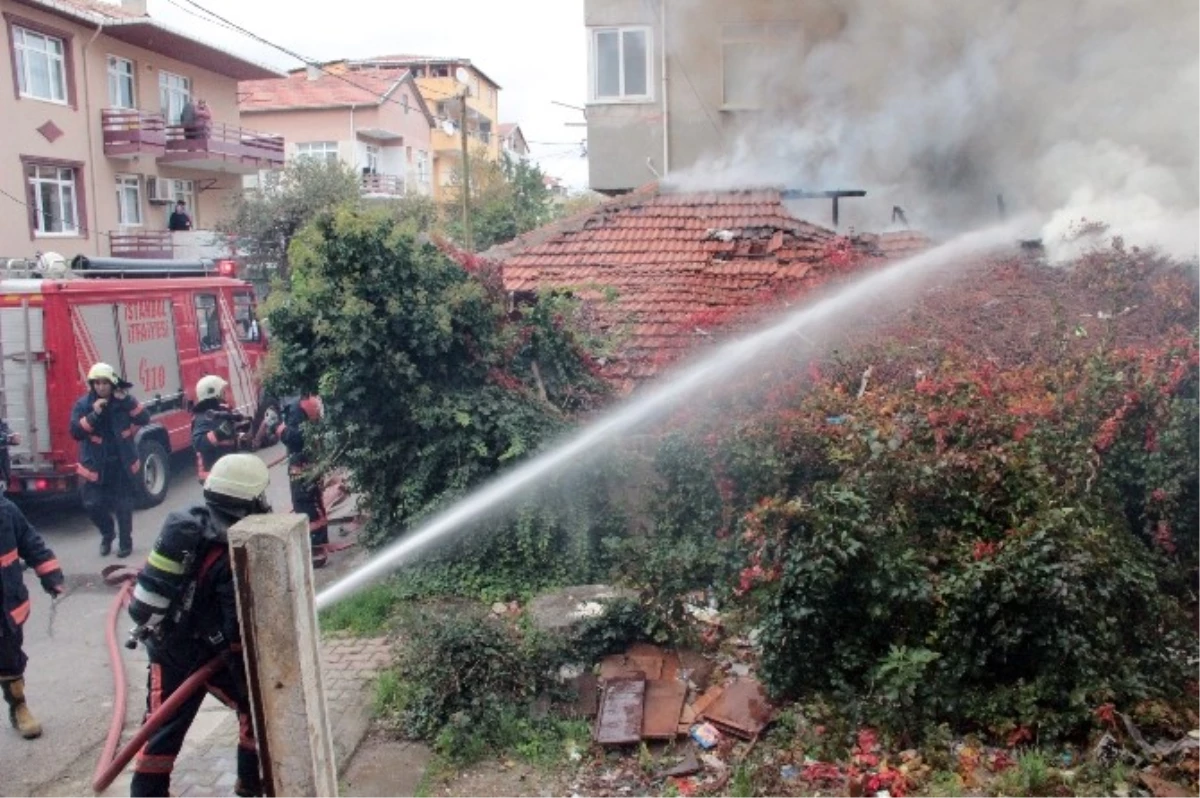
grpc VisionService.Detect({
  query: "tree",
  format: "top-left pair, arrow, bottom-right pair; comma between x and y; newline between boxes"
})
265,206 -> 612,555
444,152 -> 555,251
218,159 -> 361,284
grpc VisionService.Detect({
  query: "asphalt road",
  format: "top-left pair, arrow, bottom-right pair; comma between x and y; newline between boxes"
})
0,444 -> 300,797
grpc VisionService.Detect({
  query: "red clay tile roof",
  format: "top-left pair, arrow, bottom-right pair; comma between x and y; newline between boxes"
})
348,55 -> 503,90
498,123 -> 517,137
239,71 -> 406,112
485,185 -> 920,390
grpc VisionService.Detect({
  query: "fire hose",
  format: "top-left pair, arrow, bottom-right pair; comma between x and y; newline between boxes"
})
91,565 -> 226,794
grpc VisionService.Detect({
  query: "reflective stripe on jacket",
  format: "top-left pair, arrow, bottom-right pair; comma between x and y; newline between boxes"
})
0,495 -> 63,633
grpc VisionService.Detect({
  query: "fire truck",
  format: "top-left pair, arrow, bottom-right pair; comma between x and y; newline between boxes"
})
0,253 -> 269,507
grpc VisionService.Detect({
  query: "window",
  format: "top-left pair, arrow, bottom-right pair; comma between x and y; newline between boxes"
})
295,141 -> 339,165
364,144 -> 379,174
158,70 -> 191,124
107,55 -> 134,109
416,150 -> 429,184
13,26 -> 67,103
401,93 -> 409,114
115,174 -> 142,227
721,22 -> 801,109
232,292 -> 260,343
26,162 -> 79,235
163,179 -> 195,227
194,294 -> 221,352
590,26 -> 650,101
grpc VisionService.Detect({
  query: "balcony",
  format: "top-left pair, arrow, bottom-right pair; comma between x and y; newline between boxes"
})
102,109 -> 167,159
108,230 -> 235,261
160,122 -> 284,174
360,173 -> 405,197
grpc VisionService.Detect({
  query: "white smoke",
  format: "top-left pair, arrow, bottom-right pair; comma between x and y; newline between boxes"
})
667,0 -> 1199,257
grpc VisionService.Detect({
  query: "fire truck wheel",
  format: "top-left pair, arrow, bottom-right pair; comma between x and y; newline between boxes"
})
135,439 -> 170,508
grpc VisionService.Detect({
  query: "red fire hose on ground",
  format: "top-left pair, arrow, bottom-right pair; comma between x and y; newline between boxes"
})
91,565 -> 225,794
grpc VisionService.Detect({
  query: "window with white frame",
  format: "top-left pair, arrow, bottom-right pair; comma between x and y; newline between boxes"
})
107,55 -> 135,109
295,141 -> 340,165
416,151 -> 429,184
115,174 -> 142,227
590,26 -> 650,102
14,26 -> 68,103
401,92 -> 409,114
721,22 -> 801,109
364,144 -> 380,174
158,70 -> 191,124
26,163 -> 79,235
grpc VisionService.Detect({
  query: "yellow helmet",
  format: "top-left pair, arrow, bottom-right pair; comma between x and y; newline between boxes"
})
87,362 -> 117,384
195,375 -> 229,404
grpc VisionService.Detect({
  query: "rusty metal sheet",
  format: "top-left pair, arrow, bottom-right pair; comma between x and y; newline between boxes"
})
660,650 -> 682,682
642,679 -> 688,739
690,684 -> 725,718
569,672 -> 599,718
626,642 -> 665,681
594,677 -> 645,746
700,678 -> 773,740
599,654 -> 644,682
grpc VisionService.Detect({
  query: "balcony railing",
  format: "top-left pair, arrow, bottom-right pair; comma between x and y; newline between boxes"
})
160,122 -> 285,173
102,109 -> 167,158
109,230 -> 235,261
360,173 -> 405,197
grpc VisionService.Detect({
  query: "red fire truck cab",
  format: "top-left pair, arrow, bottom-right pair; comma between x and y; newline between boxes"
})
0,255 -> 268,506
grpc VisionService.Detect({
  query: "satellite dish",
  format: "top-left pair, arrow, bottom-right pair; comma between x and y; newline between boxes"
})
441,119 -> 457,136
455,66 -> 471,92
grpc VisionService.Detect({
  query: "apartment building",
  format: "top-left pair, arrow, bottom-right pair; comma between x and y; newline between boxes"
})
583,0 -> 845,194
239,67 -> 434,197
0,0 -> 285,260
337,55 -> 502,198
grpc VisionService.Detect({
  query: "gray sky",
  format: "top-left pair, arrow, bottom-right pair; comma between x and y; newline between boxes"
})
143,0 -> 591,188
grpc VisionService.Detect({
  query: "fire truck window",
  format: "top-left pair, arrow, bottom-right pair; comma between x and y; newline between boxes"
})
233,292 -> 260,343
194,294 -> 222,352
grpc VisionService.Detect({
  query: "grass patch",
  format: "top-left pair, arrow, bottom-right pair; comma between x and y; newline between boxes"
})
318,579 -> 400,635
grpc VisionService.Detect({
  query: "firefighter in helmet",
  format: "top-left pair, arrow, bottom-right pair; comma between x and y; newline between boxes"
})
129,453 -> 270,798
0,493 -> 64,739
191,376 -> 251,484
275,395 -> 329,568
69,363 -> 151,557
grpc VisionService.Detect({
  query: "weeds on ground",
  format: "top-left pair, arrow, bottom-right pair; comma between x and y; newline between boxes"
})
373,607 -> 587,774
319,580 -> 400,635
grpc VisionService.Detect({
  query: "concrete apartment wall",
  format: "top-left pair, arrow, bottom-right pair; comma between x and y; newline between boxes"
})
584,0 -> 845,193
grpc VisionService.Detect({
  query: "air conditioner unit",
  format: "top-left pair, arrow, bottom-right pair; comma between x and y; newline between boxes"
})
146,177 -> 173,204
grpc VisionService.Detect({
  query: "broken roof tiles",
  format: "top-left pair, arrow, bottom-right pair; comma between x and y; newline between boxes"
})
485,185 -> 928,390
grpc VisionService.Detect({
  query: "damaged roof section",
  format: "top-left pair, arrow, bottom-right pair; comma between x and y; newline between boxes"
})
484,185 -> 929,390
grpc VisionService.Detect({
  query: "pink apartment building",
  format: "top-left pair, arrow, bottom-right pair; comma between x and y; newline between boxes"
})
239,67 -> 434,197
0,0 -> 285,261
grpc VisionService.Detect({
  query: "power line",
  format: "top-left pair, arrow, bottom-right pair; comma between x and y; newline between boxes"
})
0,187 -> 28,208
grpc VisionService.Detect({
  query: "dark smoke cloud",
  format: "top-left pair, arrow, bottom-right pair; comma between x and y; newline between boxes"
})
668,0 -> 1199,256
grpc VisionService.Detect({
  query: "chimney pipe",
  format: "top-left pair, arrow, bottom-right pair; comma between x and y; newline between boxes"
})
121,0 -> 148,15
306,64 -> 321,81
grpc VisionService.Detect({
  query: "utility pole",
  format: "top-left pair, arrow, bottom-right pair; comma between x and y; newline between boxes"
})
459,92 -> 472,250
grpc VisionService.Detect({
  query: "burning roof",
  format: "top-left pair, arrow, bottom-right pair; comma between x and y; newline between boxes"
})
483,184 -> 929,390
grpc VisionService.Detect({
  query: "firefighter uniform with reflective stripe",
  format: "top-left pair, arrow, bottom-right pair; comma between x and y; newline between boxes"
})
130,505 -> 260,797
191,402 -> 240,484
276,399 -> 328,564
0,495 -> 64,739
69,388 -> 150,552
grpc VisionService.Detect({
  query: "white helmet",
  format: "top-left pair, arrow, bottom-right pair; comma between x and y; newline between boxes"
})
196,375 -> 229,404
88,362 -> 118,384
203,453 -> 270,511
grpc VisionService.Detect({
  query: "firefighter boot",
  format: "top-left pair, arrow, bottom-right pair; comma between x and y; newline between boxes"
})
1,677 -> 43,739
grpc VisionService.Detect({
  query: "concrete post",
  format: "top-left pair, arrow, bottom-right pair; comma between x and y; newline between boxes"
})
229,513 -> 338,797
